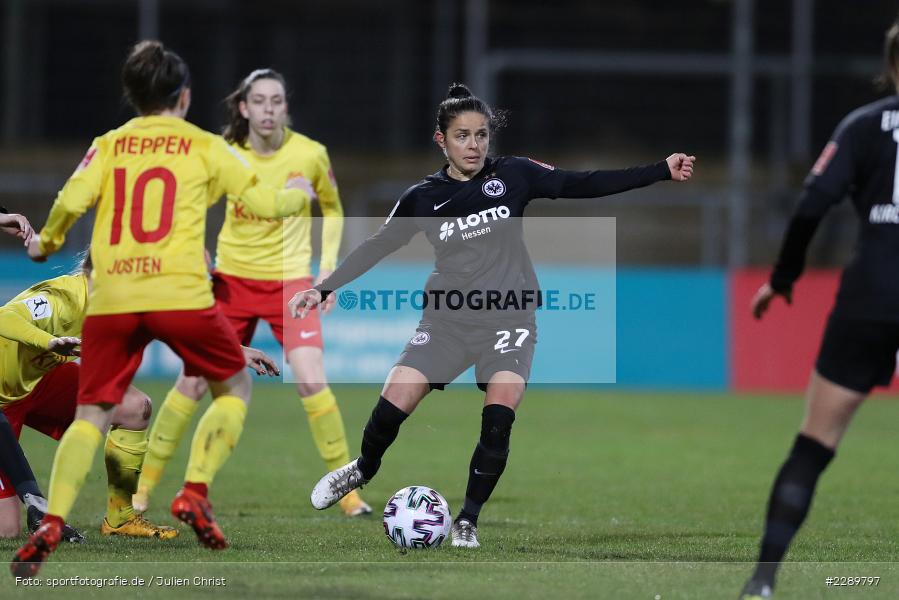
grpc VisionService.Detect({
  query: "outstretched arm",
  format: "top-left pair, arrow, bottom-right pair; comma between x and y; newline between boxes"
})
524,154 -> 694,200
288,225 -> 415,319
289,189 -> 419,318
0,289 -> 81,353
0,308 -> 56,350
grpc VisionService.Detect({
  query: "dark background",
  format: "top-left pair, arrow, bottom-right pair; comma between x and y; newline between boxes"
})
1,0 -> 896,265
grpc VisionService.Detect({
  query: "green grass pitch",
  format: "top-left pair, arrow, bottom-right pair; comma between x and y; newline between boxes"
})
1,382 -> 898,599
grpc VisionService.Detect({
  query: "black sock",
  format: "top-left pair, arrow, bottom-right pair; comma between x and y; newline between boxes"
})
458,404 -> 516,526
357,396 -> 409,481
754,433 -> 834,585
0,412 -> 43,501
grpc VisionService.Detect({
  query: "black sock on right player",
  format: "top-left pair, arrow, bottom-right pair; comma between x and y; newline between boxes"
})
357,396 -> 409,481
753,433 -> 835,585
458,404 -> 516,526
0,412 -> 43,501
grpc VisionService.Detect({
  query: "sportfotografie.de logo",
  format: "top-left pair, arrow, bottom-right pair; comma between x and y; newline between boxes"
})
335,288 -> 596,312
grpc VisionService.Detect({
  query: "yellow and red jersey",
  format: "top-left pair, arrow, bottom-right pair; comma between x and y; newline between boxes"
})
0,274 -> 87,406
215,128 -> 344,281
38,116 -> 309,315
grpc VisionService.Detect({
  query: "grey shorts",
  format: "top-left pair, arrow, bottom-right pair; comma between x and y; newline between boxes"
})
396,315 -> 537,391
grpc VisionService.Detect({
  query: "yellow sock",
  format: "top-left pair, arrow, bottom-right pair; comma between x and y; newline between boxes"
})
138,388 -> 198,496
104,428 -> 147,527
301,387 -> 350,471
47,419 -> 103,521
184,395 -> 247,486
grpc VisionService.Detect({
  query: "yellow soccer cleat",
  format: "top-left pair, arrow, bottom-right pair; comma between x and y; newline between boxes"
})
101,515 -> 178,540
339,490 -> 372,517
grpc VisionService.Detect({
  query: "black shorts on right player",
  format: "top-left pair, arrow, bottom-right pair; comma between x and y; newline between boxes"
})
815,315 -> 899,393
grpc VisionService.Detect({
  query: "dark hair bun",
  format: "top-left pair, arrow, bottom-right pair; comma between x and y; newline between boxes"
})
133,40 -> 165,65
122,40 -> 189,115
446,83 -> 472,99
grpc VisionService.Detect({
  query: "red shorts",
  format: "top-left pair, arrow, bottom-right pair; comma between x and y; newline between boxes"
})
213,272 -> 323,353
0,362 -> 80,499
78,307 -> 246,406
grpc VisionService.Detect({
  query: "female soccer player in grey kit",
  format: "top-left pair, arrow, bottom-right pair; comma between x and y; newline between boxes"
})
740,17 -> 899,600
290,84 -> 695,548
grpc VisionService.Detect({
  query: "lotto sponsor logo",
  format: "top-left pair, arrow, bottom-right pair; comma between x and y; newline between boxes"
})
440,205 -> 511,242
811,142 -> 837,176
438,221 -> 454,241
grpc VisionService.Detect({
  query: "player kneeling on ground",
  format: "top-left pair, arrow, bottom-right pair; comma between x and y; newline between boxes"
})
0,254 -> 175,541
0,253 -> 280,546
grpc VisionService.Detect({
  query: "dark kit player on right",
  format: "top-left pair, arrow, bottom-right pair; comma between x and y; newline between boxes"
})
740,17 -> 899,600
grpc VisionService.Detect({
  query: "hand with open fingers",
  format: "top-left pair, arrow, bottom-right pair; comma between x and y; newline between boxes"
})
666,153 -> 696,182
285,175 -> 318,202
751,282 -> 792,320
48,337 -> 81,356
26,236 -> 47,263
241,345 -> 281,377
0,213 -> 35,245
288,288 -> 322,320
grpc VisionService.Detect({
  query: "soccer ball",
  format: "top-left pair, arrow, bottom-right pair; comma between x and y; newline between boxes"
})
382,486 -> 452,549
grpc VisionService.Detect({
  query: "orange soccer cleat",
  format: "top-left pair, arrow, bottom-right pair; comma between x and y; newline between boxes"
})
11,518 -> 62,578
170,487 -> 228,550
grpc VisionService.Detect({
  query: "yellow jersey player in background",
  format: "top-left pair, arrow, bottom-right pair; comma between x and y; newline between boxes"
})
0,254 -> 177,542
12,41 -> 313,576
134,68 -> 371,517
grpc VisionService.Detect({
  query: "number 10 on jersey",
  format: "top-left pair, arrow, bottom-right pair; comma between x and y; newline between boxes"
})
110,167 -> 177,245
